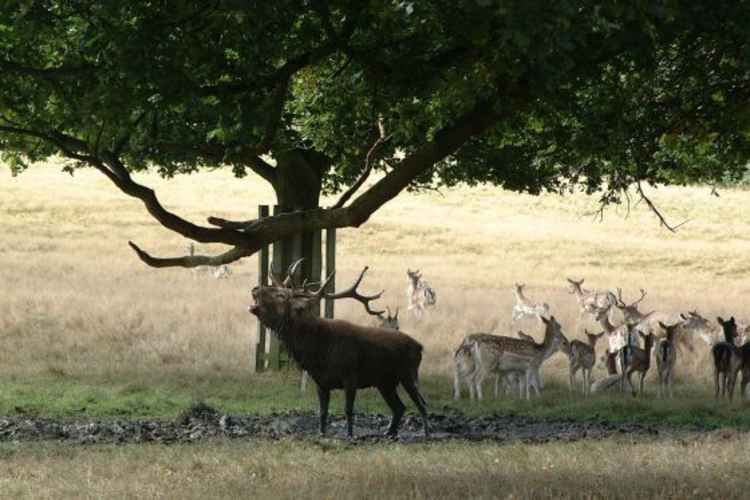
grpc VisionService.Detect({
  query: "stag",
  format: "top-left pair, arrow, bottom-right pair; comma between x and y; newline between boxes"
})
566,278 -> 616,321
250,261 -> 429,438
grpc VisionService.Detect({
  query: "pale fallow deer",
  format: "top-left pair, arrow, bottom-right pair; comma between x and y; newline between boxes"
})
512,283 -> 550,322
406,269 -> 436,320
566,278 -> 616,321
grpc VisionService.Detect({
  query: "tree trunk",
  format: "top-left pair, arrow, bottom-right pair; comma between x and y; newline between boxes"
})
272,148 -> 329,288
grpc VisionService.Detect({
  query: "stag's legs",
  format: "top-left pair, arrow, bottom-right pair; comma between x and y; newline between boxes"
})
344,386 -> 357,439
402,379 -> 430,437
378,385 -> 406,437
317,386 -> 331,435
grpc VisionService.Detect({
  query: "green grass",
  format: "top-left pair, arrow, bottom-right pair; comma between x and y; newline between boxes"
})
2,371 -> 750,430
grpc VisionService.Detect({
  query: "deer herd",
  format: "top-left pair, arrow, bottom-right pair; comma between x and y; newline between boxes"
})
247,258 -> 750,438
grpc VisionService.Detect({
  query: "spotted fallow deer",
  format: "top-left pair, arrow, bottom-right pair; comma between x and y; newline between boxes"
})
250,260 -> 428,438
453,333 -> 531,400
512,283 -> 550,322
406,269 -> 436,320
471,317 -> 566,401
566,278 -> 616,321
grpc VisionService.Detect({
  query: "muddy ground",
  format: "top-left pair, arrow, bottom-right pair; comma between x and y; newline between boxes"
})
0,404 -> 729,445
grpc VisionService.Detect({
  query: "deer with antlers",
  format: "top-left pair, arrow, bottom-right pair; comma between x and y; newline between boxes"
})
250,260 -> 429,438
566,278 -> 616,321
512,283 -> 550,322
406,269 -> 437,320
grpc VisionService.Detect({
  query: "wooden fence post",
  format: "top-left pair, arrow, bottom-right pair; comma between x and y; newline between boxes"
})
324,228 -> 336,319
255,205 -> 270,373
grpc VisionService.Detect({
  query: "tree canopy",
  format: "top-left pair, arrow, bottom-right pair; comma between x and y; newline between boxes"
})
1,1 -> 748,266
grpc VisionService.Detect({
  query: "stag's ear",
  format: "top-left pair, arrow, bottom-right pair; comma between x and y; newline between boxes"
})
717,316 -> 725,325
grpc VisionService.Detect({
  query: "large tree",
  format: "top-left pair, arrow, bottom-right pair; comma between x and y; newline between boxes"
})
1,1 -> 748,269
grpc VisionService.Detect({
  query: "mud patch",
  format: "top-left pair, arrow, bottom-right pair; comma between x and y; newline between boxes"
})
0,404 -> 722,445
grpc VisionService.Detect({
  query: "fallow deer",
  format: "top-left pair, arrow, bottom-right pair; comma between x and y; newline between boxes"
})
406,269 -> 436,320
512,283 -> 550,322
250,261 -> 428,438
559,329 -> 604,396
566,278 -> 616,321
472,317 -> 566,401
713,316 -> 742,401
621,325 -> 656,397
656,321 -> 678,398
453,333 -> 530,400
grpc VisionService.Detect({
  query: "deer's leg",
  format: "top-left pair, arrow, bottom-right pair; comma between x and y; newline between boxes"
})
344,385 -> 357,439
569,365 -> 575,392
494,374 -> 500,399
626,368 -> 636,397
453,368 -> 462,400
401,378 -> 430,437
639,371 -> 645,397
741,369 -> 750,400
714,367 -> 721,400
317,385 -> 331,436
378,385 -> 406,437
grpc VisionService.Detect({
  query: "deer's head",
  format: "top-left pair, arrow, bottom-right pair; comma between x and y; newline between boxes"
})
614,288 -> 648,323
379,307 -> 400,330
407,269 -> 422,286
717,316 -> 738,344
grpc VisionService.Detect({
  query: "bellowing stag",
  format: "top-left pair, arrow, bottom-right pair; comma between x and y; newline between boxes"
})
249,261 -> 429,439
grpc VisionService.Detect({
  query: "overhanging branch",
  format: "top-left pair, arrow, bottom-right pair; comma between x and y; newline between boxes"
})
128,242 -> 251,268
636,181 -> 690,232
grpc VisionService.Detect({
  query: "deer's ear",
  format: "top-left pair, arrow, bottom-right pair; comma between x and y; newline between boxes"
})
394,308 -> 399,320
659,322 -> 668,330
717,316 -> 725,325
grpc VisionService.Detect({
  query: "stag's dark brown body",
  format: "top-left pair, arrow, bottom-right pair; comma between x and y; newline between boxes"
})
250,281 -> 429,439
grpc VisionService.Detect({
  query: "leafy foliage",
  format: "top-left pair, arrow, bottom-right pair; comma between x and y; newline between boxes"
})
1,1 -> 749,261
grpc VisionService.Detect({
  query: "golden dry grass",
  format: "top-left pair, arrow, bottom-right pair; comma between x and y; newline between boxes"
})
2,434 -> 750,499
2,162 -> 750,386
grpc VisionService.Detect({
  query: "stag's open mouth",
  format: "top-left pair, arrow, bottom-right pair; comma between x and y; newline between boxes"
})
249,288 -> 261,315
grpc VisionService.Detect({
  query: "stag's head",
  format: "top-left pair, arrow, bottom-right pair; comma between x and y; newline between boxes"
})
614,288 -> 648,323
566,278 -> 584,294
250,259 -> 385,326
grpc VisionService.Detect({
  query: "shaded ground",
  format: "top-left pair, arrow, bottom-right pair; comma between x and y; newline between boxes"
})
0,403 -> 723,445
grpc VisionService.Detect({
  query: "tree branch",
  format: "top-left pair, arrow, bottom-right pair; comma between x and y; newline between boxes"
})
332,120 -> 391,209
636,181 -> 690,232
128,242 -> 251,268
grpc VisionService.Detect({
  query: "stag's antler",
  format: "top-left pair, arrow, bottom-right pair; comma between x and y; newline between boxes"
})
283,258 -> 304,287
316,266 -> 385,316
630,288 -> 647,307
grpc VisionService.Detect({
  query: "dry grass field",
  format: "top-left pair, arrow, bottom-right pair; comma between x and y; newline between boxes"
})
4,162 -> 750,498
2,162 -> 749,384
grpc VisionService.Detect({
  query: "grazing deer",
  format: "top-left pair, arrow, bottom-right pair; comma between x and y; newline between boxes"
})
186,242 -> 232,279
621,325 -> 656,397
250,261 -> 428,439
512,283 -> 550,322
406,269 -> 437,319
560,329 -> 604,396
566,278 -> 616,321
472,317 -> 566,401
656,321 -> 678,398
713,316 -> 742,401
